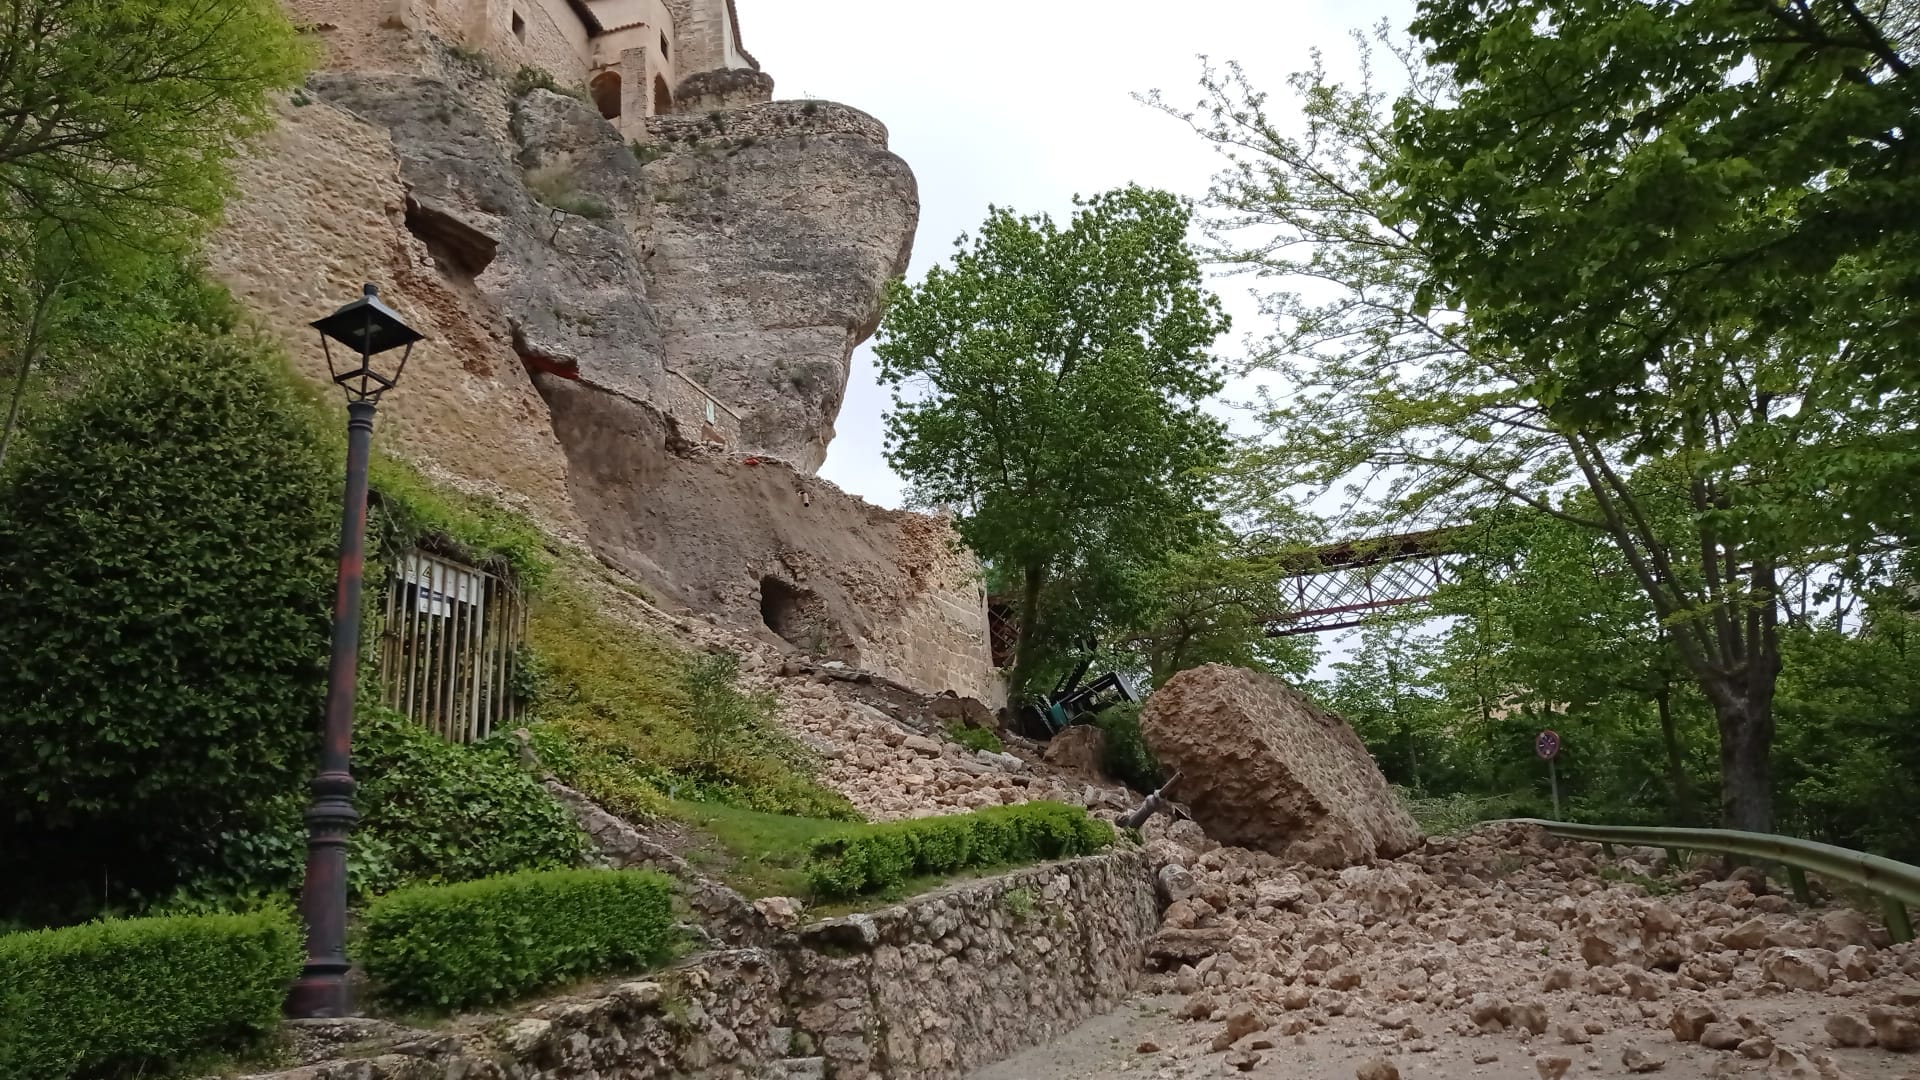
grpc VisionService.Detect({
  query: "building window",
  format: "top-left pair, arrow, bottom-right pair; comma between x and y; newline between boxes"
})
660,32 -> 670,60
591,70 -> 622,120
511,10 -> 526,41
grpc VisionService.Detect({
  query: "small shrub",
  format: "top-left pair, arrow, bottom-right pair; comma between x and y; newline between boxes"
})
631,140 -> 670,165
0,909 -> 301,1079
358,868 -> 673,1011
525,164 -> 612,220
447,44 -> 495,74
1001,887 -> 1035,918
508,64 -> 577,99
167,707 -> 588,912
948,724 -> 1004,754
1092,703 -> 1164,792
804,802 -> 1114,899
1397,788 -> 1522,836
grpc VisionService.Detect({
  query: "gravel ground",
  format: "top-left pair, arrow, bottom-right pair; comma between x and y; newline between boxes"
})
974,993 -> 1919,1080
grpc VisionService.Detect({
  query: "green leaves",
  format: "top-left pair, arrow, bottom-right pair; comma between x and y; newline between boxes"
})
0,330 -> 335,901
802,802 -> 1114,900
357,869 -> 674,1012
0,907 -> 301,1079
874,185 -> 1232,691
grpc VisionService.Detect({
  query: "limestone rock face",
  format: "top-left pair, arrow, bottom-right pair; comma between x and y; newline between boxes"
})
208,46 -> 986,699
538,378 -> 1000,702
643,104 -> 919,472
1139,665 -> 1422,866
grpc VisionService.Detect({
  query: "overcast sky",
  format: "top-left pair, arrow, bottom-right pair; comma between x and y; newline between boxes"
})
746,0 -> 1416,509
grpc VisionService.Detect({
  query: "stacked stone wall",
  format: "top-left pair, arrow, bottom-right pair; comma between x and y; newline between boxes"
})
239,851 -> 1158,1080
857,515 -> 1004,707
286,0 -> 591,84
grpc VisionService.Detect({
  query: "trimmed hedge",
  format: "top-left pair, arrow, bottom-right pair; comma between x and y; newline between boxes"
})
358,868 -> 674,1011
0,908 -> 301,1079
804,801 -> 1115,899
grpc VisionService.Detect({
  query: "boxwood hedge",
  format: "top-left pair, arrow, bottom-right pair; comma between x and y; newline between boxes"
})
0,908 -> 300,1079
357,868 -> 674,1011
803,800 -> 1114,899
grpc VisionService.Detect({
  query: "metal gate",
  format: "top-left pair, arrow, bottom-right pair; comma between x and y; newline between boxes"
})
375,550 -> 527,743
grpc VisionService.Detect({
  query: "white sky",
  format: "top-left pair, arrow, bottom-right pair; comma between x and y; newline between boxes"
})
747,0 -> 1417,509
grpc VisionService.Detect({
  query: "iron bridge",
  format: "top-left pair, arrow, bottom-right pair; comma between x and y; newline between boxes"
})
1264,526 -> 1463,636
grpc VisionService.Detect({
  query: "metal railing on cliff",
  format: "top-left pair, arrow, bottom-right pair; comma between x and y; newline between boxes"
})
1506,818 -> 1919,944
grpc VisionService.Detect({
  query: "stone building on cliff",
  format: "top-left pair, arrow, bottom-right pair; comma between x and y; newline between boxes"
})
217,0 -> 1005,703
339,0 -> 775,139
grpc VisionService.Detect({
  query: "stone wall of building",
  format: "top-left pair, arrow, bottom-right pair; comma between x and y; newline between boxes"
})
858,514 -> 1002,708
286,0 -> 593,84
238,851 -> 1158,1080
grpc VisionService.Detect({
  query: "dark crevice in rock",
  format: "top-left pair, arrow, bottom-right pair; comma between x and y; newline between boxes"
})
403,194 -> 498,279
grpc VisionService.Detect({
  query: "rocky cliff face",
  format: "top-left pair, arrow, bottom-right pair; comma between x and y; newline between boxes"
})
643,104 -> 917,472
208,37 -> 993,700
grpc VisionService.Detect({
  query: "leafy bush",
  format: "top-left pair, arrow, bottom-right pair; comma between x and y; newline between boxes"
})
525,163 -> 611,219
528,583 -> 857,821
1396,788 -> 1525,836
804,801 -> 1114,899
947,724 -> 1004,754
0,908 -> 301,1079
358,868 -> 673,1011
0,335 -> 334,907
1092,703 -> 1165,792
367,454 -> 551,587
168,707 -> 588,911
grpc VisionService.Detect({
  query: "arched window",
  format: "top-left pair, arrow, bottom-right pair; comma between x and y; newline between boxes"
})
590,71 -> 622,120
652,74 -> 672,116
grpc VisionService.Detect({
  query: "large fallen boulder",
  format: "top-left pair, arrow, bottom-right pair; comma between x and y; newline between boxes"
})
1139,664 -> 1421,866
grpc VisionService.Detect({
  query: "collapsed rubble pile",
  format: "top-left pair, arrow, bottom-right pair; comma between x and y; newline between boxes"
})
1128,820 -> 1920,1079
772,662 -> 1139,821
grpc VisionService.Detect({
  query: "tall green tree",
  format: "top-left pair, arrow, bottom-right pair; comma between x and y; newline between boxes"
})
1157,29 -> 1907,831
1389,0 -> 1920,830
1124,531 -> 1320,686
0,0 -> 308,465
875,185 -> 1233,695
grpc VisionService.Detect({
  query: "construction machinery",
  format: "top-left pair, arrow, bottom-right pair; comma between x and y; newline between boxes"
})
1013,649 -> 1138,738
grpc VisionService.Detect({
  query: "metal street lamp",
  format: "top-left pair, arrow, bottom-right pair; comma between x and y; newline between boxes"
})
287,284 -> 425,1019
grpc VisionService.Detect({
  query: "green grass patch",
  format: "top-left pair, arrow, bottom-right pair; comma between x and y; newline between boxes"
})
947,724 -> 1003,754
660,800 -> 847,899
525,578 -> 858,823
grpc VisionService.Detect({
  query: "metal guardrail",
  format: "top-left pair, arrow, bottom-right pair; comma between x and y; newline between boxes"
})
1506,818 -> 1918,944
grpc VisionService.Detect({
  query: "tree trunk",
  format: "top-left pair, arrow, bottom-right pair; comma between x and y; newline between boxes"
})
1010,561 -> 1047,702
1656,684 -> 1697,825
1712,689 -> 1776,833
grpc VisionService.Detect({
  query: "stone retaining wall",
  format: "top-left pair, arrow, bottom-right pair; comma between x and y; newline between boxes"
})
242,850 -> 1156,1080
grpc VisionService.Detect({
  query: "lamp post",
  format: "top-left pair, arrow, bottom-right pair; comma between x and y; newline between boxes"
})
287,284 -> 425,1019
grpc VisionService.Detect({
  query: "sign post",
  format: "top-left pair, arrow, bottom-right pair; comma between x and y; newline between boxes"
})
1536,729 -> 1562,818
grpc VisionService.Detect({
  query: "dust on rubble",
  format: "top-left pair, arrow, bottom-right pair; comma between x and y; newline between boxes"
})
977,821 -> 1920,1080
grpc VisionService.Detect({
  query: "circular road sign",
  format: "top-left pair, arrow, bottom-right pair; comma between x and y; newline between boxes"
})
1536,729 -> 1562,761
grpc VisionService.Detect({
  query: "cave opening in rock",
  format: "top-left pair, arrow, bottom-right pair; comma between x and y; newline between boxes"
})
759,576 -> 853,660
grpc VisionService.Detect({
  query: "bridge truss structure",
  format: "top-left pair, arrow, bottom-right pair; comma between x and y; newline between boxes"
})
1265,527 -> 1463,636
